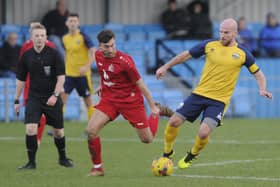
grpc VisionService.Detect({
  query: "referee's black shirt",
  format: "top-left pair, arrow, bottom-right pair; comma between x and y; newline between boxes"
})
17,46 -> 65,98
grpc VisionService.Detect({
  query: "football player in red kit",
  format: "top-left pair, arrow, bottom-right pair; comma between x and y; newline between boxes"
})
86,29 -> 173,176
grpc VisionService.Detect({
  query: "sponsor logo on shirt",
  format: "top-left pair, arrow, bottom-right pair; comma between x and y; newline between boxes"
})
232,53 -> 240,59
104,81 -> 115,87
108,64 -> 114,72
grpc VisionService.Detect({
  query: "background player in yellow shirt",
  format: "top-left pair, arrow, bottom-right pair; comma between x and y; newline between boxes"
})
62,13 -> 96,120
156,18 -> 273,169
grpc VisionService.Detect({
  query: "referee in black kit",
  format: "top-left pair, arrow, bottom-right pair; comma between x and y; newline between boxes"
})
14,24 -> 73,170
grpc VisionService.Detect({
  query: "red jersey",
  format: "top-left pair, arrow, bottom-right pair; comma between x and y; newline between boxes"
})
19,40 -> 55,105
95,50 -> 142,103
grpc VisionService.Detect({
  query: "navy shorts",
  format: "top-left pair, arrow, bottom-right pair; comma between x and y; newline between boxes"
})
176,93 -> 225,125
64,76 -> 91,97
25,96 -> 64,129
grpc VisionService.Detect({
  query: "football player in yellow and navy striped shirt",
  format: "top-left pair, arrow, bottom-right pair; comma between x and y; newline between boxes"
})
156,18 -> 273,169
62,13 -> 96,120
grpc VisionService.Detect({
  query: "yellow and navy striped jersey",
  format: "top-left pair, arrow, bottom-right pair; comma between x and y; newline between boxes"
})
62,31 -> 94,77
190,39 -> 259,105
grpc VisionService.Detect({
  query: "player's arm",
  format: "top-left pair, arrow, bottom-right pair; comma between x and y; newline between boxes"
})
47,50 -> 66,106
80,47 -> 96,76
253,70 -> 273,99
136,79 -> 159,116
156,50 -> 192,79
15,54 -> 28,114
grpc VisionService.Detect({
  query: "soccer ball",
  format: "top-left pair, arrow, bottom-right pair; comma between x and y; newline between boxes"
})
152,157 -> 173,176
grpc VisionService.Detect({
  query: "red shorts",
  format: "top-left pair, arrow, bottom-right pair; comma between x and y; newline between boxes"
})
95,98 -> 148,129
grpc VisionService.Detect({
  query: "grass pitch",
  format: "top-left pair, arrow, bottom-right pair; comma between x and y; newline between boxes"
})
0,118 -> 280,187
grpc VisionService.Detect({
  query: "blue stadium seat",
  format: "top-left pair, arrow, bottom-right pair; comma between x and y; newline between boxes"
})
104,23 -> 124,32
65,92 -> 81,120
247,22 -> 264,38
183,40 -> 201,49
123,41 -> 146,55
123,24 -> 144,32
230,87 -> 251,117
21,25 -> 29,35
147,30 -> 166,41
143,75 -> 165,90
80,24 -> 103,34
127,31 -> 146,41
143,24 -> 164,32
1,24 -> 21,36
131,55 -> 146,74
212,21 -> 220,39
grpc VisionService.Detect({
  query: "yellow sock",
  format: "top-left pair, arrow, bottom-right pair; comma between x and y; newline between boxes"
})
87,107 -> 94,120
191,135 -> 209,155
63,104 -> 66,114
164,123 -> 179,153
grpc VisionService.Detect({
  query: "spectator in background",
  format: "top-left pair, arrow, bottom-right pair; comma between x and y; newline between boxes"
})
187,0 -> 212,39
161,0 -> 190,39
42,0 -> 69,58
0,32 -> 21,78
259,12 -> 280,57
237,17 -> 258,56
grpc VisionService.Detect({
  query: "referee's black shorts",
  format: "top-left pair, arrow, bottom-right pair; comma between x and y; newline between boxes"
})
25,96 -> 64,129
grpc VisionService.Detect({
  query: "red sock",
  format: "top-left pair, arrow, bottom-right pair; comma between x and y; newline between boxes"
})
37,115 -> 46,144
88,136 -> 102,165
148,115 -> 159,137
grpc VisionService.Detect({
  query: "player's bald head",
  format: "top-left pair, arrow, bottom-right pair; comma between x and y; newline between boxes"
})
220,18 -> 238,32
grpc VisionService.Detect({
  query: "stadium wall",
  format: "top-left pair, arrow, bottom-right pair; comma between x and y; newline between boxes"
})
210,0 -> 280,23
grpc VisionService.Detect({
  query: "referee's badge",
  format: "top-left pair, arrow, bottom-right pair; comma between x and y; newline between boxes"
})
44,66 -> 51,76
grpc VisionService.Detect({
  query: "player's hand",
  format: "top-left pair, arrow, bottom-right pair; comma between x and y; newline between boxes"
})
46,95 -> 58,106
14,103 -> 20,116
260,90 -> 273,99
80,65 -> 88,76
151,104 -> 160,117
94,86 -> 101,96
156,66 -> 167,80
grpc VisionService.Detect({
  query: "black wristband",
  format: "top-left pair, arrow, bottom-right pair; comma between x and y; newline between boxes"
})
14,99 -> 19,104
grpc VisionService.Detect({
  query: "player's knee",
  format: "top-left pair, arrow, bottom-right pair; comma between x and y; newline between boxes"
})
53,129 -> 64,138
169,115 -> 183,128
140,137 -> 153,144
198,127 -> 211,139
26,124 -> 37,135
85,128 -> 98,139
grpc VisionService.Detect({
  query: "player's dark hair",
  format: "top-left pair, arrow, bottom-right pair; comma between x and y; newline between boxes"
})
68,13 -> 79,18
97,29 -> 115,43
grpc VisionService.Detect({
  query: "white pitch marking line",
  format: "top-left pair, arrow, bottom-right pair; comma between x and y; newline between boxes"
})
1,136 -> 280,145
172,158 -> 280,170
172,174 -> 280,182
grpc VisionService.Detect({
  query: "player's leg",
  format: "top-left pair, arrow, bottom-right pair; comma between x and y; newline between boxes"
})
18,97 -> 41,170
62,76 -> 75,114
162,115 -> 183,158
79,74 -> 94,120
86,99 -> 116,176
177,122 -> 211,169
119,100 -> 156,142
83,96 -> 94,120
45,97 -> 73,168
18,123 -> 38,170
52,127 -> 73,167
178,98 -> 225,169
86,109 -> 111,176
164,94 -> 204,159
36,114 -> 46,145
